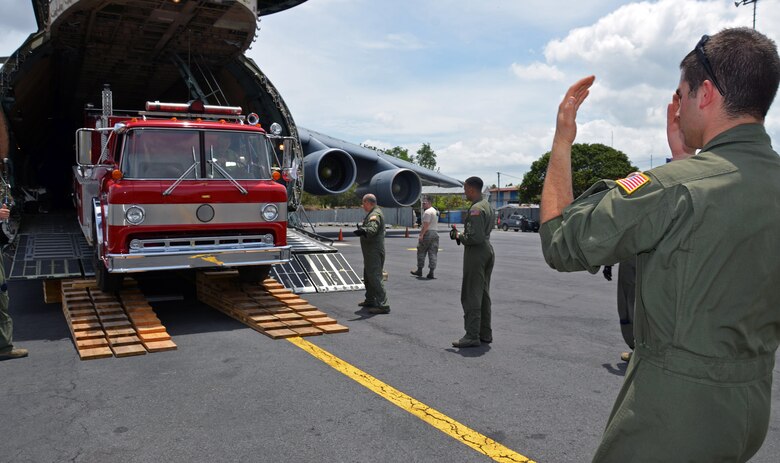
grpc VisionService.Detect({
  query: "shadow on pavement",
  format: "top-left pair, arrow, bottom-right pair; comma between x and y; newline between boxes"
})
601,362 -> 628,376
445,344 -> 492,357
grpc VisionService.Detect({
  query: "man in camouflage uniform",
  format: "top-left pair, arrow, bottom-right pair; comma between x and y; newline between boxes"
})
411,196 -> 439,279
0,204 -> 27,361
540,29 -> 780,461
450,177 -> 495,348
354,194 -> 389,314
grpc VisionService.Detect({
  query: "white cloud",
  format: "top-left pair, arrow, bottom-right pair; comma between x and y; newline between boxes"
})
360,33 -> 425,50
510,62 -> 564,81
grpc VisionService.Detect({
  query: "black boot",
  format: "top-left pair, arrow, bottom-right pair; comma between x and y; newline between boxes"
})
410,268 -> 423,277
426,270 -> 435,279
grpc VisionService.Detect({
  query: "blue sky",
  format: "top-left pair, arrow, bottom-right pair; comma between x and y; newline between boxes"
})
1,0 -> 776,186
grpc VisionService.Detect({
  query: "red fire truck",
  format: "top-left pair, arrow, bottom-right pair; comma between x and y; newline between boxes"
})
73,89 -> 296,291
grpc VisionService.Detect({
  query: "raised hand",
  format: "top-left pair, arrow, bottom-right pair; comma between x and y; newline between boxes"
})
554,75 -> 595,146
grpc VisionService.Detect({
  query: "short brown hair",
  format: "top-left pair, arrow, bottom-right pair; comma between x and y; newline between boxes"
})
680,27 -> 780,119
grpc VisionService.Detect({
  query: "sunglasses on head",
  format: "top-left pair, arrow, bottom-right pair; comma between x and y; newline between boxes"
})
695,35 -> 727,96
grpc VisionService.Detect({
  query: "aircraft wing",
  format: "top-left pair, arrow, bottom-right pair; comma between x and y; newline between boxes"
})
298,127 -> 462,207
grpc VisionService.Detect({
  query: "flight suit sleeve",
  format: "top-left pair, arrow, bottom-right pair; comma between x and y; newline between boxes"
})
363,213 -> 381,238
540,174 -> 679,273
460,208 -> 487,246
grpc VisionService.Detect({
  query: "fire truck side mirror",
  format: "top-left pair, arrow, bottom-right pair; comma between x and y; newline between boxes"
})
76,129 -> 93,166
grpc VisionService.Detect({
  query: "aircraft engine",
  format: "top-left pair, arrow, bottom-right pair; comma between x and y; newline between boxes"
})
358,169 -> 422,207
302,148 -> 357,195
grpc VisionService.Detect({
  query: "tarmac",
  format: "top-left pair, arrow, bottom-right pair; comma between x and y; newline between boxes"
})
1,225 -> 779,462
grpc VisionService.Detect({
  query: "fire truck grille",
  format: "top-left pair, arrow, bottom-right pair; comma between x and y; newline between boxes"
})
129,234 -> 274,253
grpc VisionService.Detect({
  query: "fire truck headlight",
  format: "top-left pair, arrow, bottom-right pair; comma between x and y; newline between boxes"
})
262,204 -> 278,222
262,234 -> 274,245
125,206 -> 146,225
130,239 -> 142,250
270,122 -> 282,135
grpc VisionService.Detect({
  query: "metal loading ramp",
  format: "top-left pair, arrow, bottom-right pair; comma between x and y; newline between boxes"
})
276,227 -> 364,294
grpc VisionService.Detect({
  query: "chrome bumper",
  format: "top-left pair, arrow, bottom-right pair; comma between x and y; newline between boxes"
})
106,246 -> 292,273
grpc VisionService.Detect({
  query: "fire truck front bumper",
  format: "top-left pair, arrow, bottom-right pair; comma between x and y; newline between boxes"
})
105,246 -> 292,273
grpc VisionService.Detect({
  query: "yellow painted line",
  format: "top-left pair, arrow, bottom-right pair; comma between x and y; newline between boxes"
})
287,337 -> 536,463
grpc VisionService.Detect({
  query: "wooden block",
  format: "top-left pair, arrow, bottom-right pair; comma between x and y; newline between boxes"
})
101,320 -> 133,329
108,335 -> 142,346
73,321 -> 104,332
43,280 -> 62,304
291,326 -> 323,337
76,338 -> 110,349
255,321 -> 287,330
105,328 -> 136,338
284,299 -> 309,306
135,325 -> 167,335
263,328 -> 298,339
272,293 -> 298,300
296,310 -> 328,319
291,304 -> 319,312
138,332 -> 171,342
311,317 -> 338,326
318,323 -> 350,334
275,312 -> 302,321
144,340 -> 178,352
70,315 -> 100,324
78,346 -> 114,360
283,319 -> 313,328
262,306 -> 293,314
111,344 -> 147,357
267,288 -> 292,295
74,329 -> 107,340
131,317 -> 162,327
249,314 -> 279,324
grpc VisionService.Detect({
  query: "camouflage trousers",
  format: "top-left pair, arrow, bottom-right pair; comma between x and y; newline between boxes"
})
0,255 -> 12,352
416,231 -> 439,270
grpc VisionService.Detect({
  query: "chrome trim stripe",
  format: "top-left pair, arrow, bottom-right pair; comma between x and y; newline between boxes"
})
107,246 -> 292,273
106,202 -> 287,226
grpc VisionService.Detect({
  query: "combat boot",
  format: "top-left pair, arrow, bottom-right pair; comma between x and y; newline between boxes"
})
451,337 -> 480,348
0,347 -> 28,361
410,268 -> 423,277
368,305 -> 390,314
426,270 -> 435,279
358,300 -> 374,307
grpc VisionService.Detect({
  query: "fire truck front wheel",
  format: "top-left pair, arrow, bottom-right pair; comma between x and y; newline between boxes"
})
238,265 -> 271,284
93,230 -> 124,292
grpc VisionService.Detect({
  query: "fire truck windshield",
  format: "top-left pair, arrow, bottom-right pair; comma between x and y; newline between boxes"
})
121,128 -> 272,180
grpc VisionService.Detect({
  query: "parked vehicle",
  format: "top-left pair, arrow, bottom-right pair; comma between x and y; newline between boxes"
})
500,213 -> 539,232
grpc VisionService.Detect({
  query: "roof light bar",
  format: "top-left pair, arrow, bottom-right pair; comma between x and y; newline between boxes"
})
145,100 -> 243,116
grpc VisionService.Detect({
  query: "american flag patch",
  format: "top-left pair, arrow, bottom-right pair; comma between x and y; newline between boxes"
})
470,209 -> 481,216
615,173 -> 650,195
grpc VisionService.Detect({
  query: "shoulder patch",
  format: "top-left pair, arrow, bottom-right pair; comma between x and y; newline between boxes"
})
470,209 -> 481,216
615,173 -> 650,195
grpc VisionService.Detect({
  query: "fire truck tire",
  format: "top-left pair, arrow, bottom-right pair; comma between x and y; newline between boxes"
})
238,265 -> 271,283
93,229 -> 123,292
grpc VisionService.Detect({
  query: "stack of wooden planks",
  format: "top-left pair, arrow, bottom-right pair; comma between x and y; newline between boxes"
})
196,271 -> 349,339
59,279 -> 177,360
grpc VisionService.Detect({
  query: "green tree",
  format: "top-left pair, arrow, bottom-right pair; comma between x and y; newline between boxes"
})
416,143 -> 437,170
519,143 -> 638,204
385,146 -> 414,163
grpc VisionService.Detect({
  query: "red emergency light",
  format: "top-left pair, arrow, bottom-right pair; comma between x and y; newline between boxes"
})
145,100 -> 243,116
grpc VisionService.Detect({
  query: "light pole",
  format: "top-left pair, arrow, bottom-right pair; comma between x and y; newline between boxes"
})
735,0 -> 758,30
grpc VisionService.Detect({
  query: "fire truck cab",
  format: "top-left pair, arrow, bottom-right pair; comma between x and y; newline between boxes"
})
73,96 -> 294,291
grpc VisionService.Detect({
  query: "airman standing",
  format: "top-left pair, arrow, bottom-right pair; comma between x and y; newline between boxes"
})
451,177 -> 495,348
354,194 -> 389,314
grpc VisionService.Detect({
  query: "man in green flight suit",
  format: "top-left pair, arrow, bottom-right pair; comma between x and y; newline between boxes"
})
0,204 -> 27,361
540,28 -> 780,461
450,176 -> 495,348
354,194 -> 389,314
